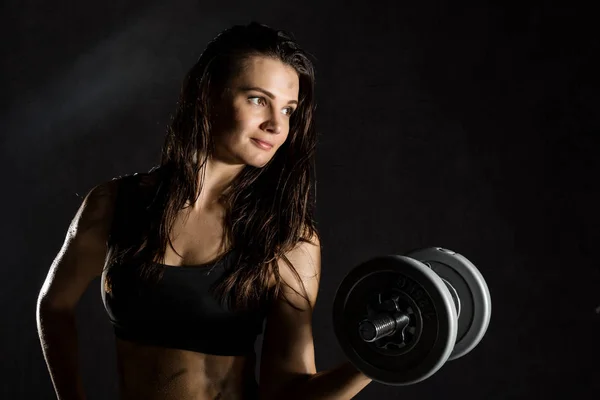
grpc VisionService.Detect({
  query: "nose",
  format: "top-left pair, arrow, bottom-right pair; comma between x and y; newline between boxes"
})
261,111 -> 284,135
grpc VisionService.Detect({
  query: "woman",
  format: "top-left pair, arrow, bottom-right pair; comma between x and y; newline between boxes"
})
36,22 -> 372,400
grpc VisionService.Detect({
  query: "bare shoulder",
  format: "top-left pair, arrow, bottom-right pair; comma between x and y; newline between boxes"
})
77,179 -> 120,229
71,169 -> 159,246
37,178 -> 121,310
133,167 -> 162,188
258,231 -> 322,399
276,231 -> 322,306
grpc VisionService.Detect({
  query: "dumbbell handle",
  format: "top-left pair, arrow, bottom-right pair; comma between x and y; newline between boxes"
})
358,275 -> 463,343
358,311 -> 410,342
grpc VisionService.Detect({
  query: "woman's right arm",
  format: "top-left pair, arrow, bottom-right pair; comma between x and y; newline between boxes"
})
36,180 -> 119,400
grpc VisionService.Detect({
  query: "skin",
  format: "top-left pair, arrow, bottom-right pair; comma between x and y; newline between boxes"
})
38,54 -> 323,400
111,55 -> 303,399
191,55 -> 300,211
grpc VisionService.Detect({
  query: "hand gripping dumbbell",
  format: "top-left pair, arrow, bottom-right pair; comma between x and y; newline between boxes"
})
332,247 -> 492,385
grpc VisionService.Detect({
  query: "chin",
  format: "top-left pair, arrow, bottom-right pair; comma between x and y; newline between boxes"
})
242,146 -> 278,168
246,157 -> 272,168
242,150 -> 277,168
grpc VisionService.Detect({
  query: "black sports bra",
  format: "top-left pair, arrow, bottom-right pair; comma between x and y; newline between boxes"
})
101,173 -> 267,356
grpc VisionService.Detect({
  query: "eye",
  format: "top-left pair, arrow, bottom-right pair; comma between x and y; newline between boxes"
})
248,96 -> 296,117
248,96 -> 266,106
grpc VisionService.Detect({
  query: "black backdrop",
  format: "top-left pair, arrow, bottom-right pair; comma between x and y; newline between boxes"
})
2,1 -> 598,399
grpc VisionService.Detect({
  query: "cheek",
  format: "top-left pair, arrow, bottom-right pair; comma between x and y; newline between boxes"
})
280,130 -> 291,146
215,115 -> 247,143
220,111 -> 244,134
229,109 -> 256,136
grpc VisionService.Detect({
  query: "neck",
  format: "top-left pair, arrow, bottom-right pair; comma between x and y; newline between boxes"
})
191,155 -> 245,211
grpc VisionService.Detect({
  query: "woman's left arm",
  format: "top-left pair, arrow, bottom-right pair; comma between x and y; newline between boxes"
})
279,360 -> 373,400
257,234 -> 373,400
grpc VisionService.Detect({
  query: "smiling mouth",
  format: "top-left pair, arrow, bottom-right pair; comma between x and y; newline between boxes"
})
251,138 -> 273,150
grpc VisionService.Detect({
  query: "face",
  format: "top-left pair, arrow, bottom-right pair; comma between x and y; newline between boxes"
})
210,55 -> 300,168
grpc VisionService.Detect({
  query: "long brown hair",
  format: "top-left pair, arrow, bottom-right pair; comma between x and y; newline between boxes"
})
107,22 -> 319,314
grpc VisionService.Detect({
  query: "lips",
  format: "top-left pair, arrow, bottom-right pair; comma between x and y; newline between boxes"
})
251,138 -> 274,149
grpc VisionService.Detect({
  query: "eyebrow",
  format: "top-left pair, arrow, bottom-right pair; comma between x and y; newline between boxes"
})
240,86 -> 298,105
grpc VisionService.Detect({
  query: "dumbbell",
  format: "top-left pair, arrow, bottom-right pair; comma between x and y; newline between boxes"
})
332,247 -> 492,385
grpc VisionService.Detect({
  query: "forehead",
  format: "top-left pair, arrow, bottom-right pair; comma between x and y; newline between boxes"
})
232,56 -> 299,97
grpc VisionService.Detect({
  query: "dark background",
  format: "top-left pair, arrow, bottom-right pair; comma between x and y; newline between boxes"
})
2,0 -> 599,399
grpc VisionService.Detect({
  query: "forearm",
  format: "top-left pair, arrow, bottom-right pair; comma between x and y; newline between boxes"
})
284,361 -> 373,400
36,304 -> 87,400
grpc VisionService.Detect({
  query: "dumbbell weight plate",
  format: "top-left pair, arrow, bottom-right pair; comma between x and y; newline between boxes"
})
333,255 -> 458,385
406,247 -> 491,360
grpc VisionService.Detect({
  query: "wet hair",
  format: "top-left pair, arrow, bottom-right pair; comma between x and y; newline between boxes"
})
109,22 -> 319,314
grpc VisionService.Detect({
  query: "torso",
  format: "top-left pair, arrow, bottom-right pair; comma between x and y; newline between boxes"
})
103,173 -> 273,400
114,338 -> 257,400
